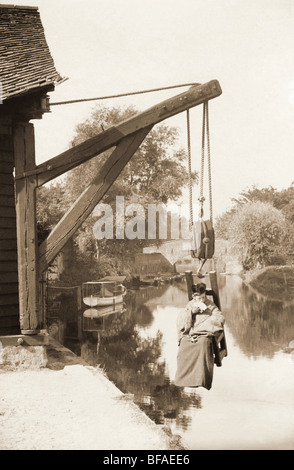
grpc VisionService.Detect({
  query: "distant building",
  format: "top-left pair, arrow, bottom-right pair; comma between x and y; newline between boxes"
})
143,239 -> 239,274
143,239 -> 191,265
134,252 -> 175,276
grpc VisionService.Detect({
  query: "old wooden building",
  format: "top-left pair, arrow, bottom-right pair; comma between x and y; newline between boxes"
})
0,5 -> 64,334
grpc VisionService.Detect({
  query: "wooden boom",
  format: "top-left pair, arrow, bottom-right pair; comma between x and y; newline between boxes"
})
15,80 -> 222,186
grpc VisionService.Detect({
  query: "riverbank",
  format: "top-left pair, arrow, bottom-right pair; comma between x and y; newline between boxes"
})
0,336 -> 185,450
241,265 -> 294,301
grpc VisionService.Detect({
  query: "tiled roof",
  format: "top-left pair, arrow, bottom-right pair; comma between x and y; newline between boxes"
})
0,5 -> 65,101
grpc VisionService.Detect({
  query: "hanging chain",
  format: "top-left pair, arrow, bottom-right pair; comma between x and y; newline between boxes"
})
186,109 -> 193,230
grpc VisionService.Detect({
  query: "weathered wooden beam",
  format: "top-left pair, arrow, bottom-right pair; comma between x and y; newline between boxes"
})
208,271 -> 228,364
208,271 -> 221,309
14,123 -> 39,334
29,80 -> 222,187
38,126 -> 152,274
185,270 -> 194,300
185,269 -> 209,300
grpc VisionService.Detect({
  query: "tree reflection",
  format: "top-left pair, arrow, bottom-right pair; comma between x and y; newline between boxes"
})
134,304 -> 154,327
143,382 -> 201,430
219,275 -> 294,358
47,277 -> 294,435
79,293 -> 202,431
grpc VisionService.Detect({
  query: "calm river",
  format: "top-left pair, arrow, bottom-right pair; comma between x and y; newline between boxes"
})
52,274 -> 294,450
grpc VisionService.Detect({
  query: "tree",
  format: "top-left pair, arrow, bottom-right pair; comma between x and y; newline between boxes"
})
229,201 -> 287,270
232,185 -> 277,206
66,104 -> 196,254
67,103 -> 196,205
37,103 -> 197,278
232,184 -> 294,224
36,181 -> 69,244
216,184 -> 294,261
215,207 -> 236,240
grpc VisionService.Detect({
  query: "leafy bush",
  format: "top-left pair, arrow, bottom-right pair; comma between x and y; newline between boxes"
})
229,201 -> 287,270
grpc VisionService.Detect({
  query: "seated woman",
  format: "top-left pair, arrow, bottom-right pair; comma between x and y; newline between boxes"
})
174,282 -> 225,390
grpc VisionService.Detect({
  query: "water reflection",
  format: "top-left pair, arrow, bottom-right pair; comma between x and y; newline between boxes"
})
219,275 -> 294,358
80,285 -> 201,429
46,275 -> 294,447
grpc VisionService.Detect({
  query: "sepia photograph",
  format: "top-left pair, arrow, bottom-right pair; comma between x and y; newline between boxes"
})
0,0 -> 293,453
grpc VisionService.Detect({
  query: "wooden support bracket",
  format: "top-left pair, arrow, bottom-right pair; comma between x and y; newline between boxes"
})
38,126 -> 152,274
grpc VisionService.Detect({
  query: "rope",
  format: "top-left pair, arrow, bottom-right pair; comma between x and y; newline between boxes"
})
50,82 -> 201,106
205,102 -> 213,222
199,101 -> 213,222
186,101 -> 214,275
199,103 -> 206,218
186,109 -> 193,230
186,103 -> 213,226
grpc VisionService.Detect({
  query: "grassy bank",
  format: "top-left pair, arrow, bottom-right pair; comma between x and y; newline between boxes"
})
242,265 -> 294,301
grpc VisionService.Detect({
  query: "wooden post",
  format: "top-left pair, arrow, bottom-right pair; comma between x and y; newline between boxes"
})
185,270 -> 194,300
14,123 -> 39,334
208,271 -> 228,364
208,271 -> 221,309
39,271 -> 47,331
185,270 -> 208,300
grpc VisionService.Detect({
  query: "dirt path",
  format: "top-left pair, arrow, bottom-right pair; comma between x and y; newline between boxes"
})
0,338 -> 184,450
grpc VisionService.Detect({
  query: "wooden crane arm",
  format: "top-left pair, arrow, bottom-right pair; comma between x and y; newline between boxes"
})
15,80 -> 222,186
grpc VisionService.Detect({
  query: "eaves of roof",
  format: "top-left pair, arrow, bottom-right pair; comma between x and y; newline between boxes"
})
0,5 -> 66,102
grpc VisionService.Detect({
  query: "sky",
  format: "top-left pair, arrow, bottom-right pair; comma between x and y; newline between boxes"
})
6,0 -> 294,218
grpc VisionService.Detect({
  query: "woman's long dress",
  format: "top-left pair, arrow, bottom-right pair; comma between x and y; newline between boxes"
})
174,297 -> 224,391
174,334 -> 214,390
